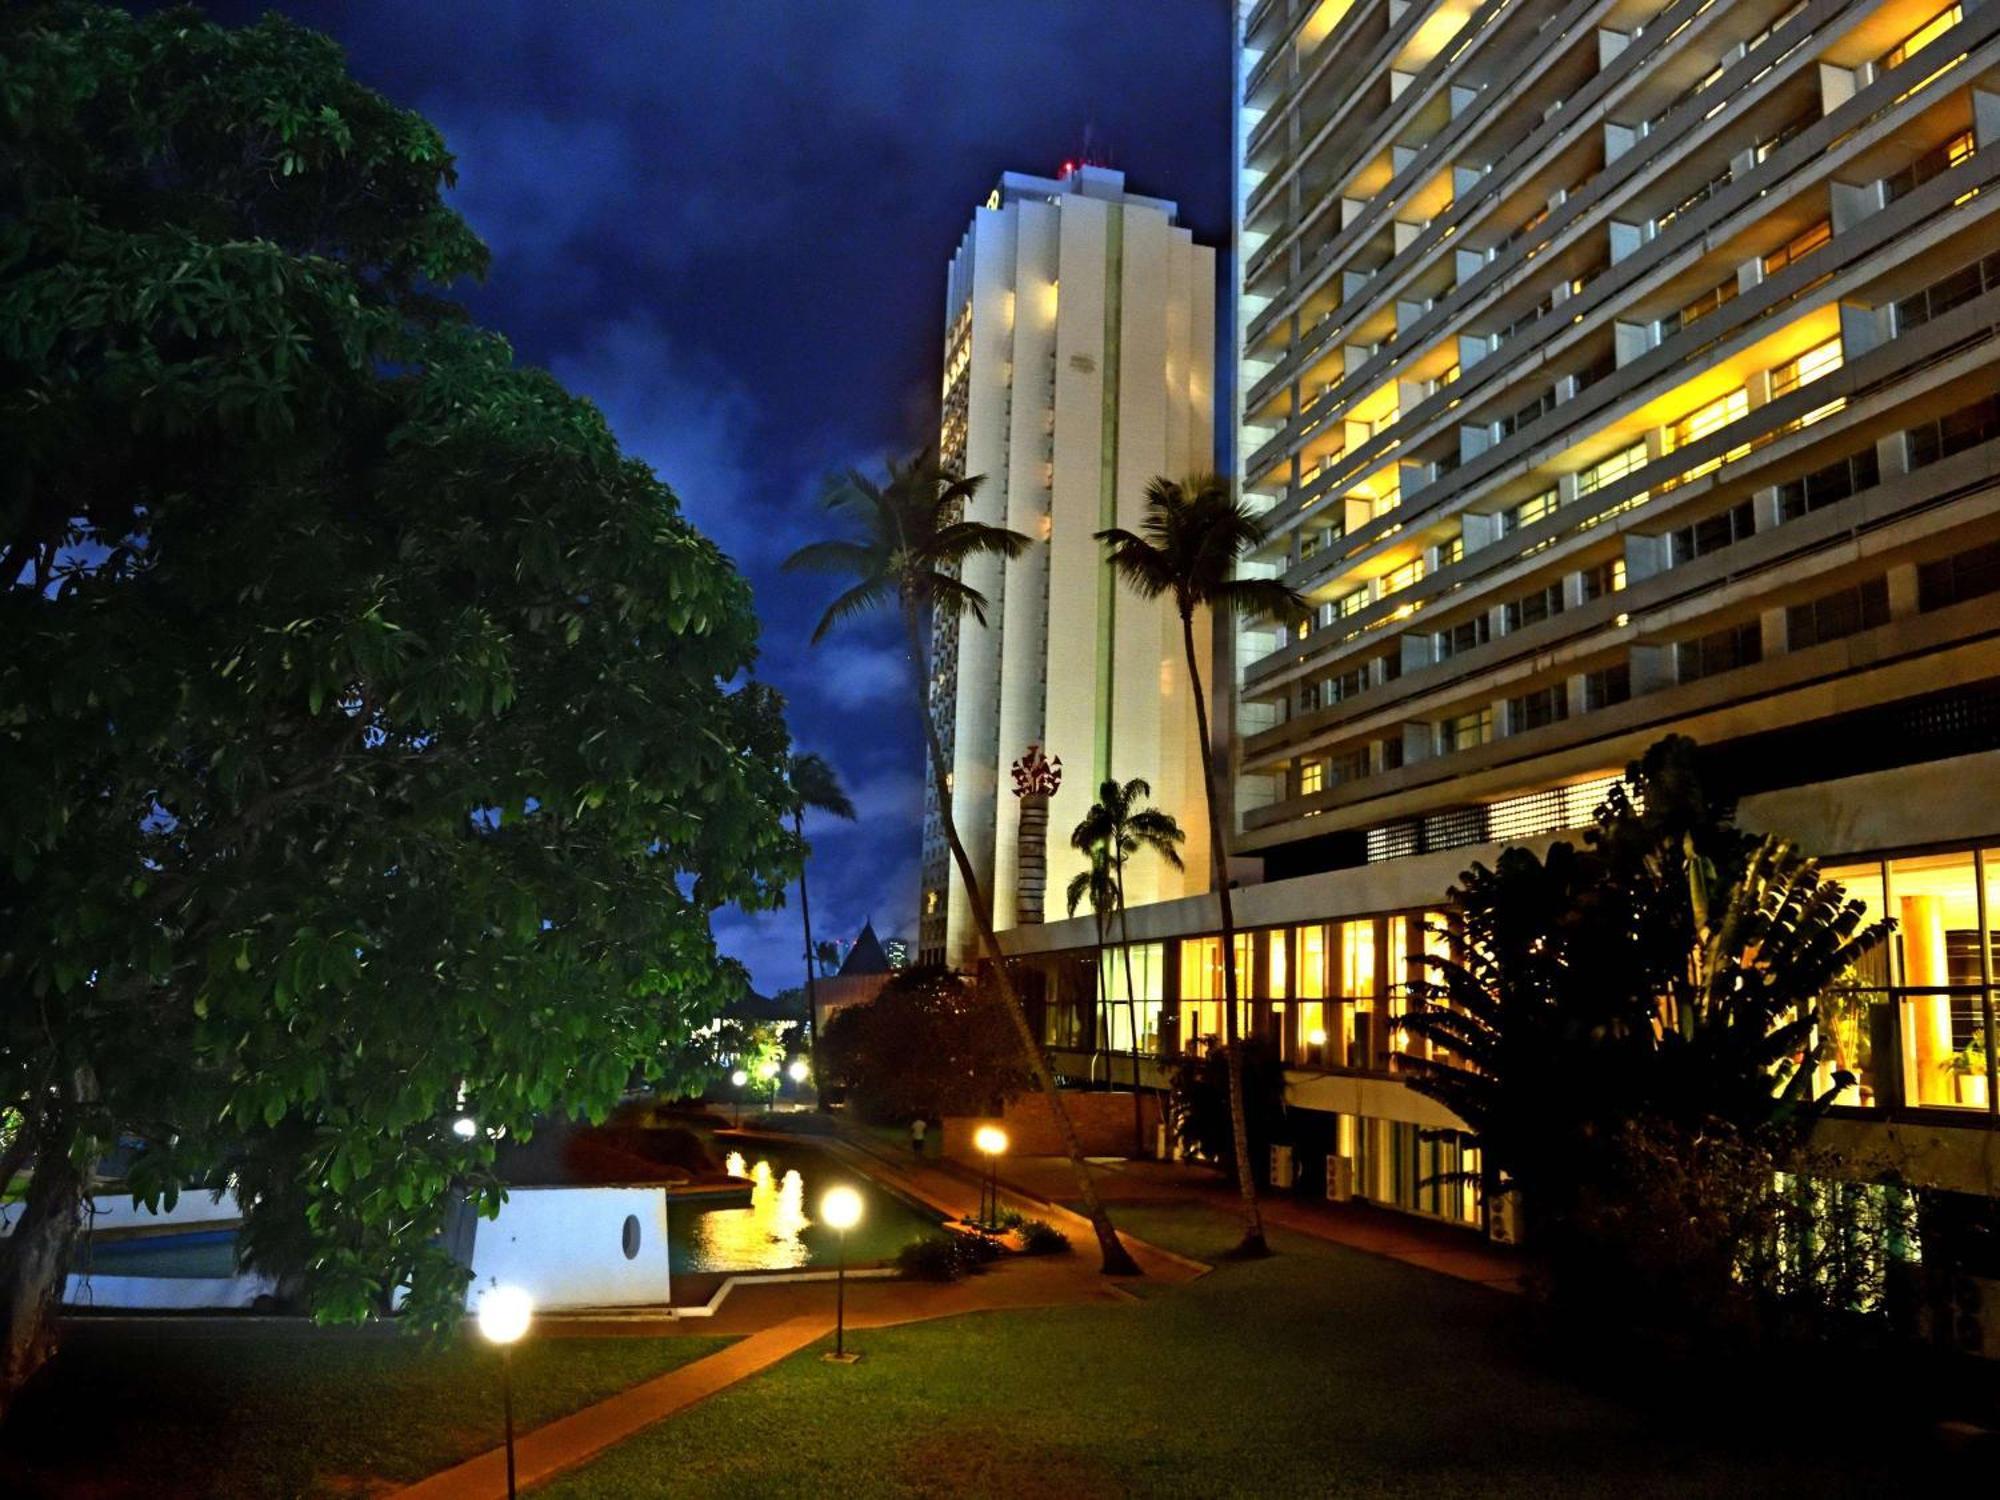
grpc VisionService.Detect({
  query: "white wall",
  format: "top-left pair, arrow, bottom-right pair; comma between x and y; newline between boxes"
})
466,1186 -> 671,1310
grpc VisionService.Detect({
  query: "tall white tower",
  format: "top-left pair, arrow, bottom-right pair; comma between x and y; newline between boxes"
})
919,164 -> 1217,969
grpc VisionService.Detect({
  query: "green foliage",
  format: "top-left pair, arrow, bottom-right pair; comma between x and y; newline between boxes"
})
1167,1040 -> 1288,1186
819,967 -> 1032,1124
0,2 -> 796,1338
1017,1218 -> 1070,1256
1398,736 -> 1893,1320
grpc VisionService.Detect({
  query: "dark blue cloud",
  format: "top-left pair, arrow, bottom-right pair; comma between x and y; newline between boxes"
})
201,0 -> 1231,993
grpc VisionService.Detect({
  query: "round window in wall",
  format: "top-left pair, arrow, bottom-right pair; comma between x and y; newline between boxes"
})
621,1214 -> 642,1260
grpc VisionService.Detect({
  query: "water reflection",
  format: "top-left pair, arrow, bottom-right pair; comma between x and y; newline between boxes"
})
688,1152 -> 815,1271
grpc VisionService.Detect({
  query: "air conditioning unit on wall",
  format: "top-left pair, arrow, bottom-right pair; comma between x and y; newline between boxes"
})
1324,1154 -> 1354,1203
1270,1143 -> 1295,1189
1487,1193 -> 1522,1245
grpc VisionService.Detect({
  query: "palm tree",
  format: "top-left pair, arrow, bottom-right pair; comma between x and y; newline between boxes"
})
1097,473 -> 1306,1258
1065,842 -> 1119,1089
1071,778 -> 1185,1155
786,447 -> 1142,1276
788,752 -> 855,1106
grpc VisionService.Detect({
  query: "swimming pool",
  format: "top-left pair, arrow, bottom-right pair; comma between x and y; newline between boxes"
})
669,1139 -> 942,1275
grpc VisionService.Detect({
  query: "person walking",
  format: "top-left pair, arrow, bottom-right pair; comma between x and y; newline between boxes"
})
909,1116 -> 928,1160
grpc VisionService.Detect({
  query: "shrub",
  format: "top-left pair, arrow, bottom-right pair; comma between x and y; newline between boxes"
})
896,1237 -> 963,1282
1019,1219 -> 1070,1256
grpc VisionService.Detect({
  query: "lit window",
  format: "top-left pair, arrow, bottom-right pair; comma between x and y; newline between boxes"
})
1499,488 -> 1559,534
1668,388 -> 1749,450
1577,443 -> 1648,496
1771,339 -> 1842,397
1299,761 -> 1325,796
1762,220 -> 1830,277
1380,557 -> 1425,595
1881,5 -> 1962,70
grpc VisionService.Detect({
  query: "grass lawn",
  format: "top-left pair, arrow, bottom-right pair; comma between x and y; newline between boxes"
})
542,1202 -> 1966,1500
0,1321 -> 731,1499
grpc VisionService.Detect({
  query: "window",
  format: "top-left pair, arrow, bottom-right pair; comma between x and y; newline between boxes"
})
1579,558 -> 1626,601
1777,448 -> 1879,521
1676,622 -> 1762,682
1668,389 -> 1749,451
1298,760 -> 1325,796
1770,339 -> 1842,398
1762,219 -> 1831,277
1663,276 -> 1738,337
1880,5 -> 1962,70
1507,685 -> 1569,733
1917,538 -> 2000,611
1502,581 -> 1565,633
1434,533 -> 1464,569
1338,920 -> 1377,999
1434,615 -> 1489,661
1379,734 -> 1406,772
1327,663 -> 1369,703
1380,556 -> 1425,596
1437,707 -> 1492,753
1577,443 -> 1647,496
1331,587 -> 1371,620
1498,487 -> 1559,535
1894,251 -> 2000,335
1583,662 -> 1631,710
1906,394 -> 2000,469
1884,131 -> 1974,204
1670,501 -> 1757,565
1298,681 -> 1321,713
1330,746 -> 1371,785
1787,577 -> 1890,649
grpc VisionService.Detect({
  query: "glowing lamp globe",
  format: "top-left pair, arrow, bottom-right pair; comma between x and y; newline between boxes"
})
729,1068 -> 748,1088
1307,1028 -> 1329,1047
451,1115 -> 478,1140
758,1060 -> 780,1081
477,1284 -> 534,1346
787,1059 -> 809,1083
820,1185 -> 863,1232
973,1125 -> 1008,1157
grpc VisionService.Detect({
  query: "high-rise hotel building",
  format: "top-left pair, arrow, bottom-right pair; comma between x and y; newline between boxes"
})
996,0 -> 2000,1235
919,166 -> 1217,970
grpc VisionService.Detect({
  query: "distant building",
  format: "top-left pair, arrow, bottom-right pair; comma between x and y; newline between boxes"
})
812,919 -> 896,1032
921,164 -> 1218,968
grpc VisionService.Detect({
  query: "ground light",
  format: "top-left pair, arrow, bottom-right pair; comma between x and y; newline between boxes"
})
476,1284 -> 534,1500
787,1057 -> 809,1083
974,1124 -> 1008,1231
819,1184 -> 863,1363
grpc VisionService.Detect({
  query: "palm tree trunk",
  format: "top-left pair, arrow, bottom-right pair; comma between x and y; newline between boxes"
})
903,602 -> 1140,1276
796,809 -> 827,1111
1180,607 -> 1268,1256
1114,861 -> 1146,1158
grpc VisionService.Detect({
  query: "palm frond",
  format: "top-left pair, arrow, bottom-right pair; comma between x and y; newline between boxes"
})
809,578 -> 895,643
782,539 -> 879,578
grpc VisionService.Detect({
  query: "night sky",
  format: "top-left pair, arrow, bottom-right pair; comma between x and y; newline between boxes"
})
203,0 -> 1233,995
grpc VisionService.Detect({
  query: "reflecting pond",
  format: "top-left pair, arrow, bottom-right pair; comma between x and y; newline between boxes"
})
669,1141 -> 941,1275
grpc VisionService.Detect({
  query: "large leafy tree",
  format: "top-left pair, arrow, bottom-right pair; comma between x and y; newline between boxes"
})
785,448 -> 1142,1276
1070,777 -> 1183,1154
0,4 -> 795,1408
785,752 -> 854,1104
1399,737 -> 1891,1297
819,967 -> 1033,1124
1098,475 -> 1305,1256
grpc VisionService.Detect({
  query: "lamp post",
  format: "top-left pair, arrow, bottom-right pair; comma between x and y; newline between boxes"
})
973,1124 -> 1008,1231
1307,1026 -> 1328,1068
820,1184 -> 863,1362
729,1067 -> 748,1127
476,1284 -> 534,1500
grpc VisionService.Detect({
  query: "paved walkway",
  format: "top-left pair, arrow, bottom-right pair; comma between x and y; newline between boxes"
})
966,1149 -> 1528,1294
394,1313 -> 828,1500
